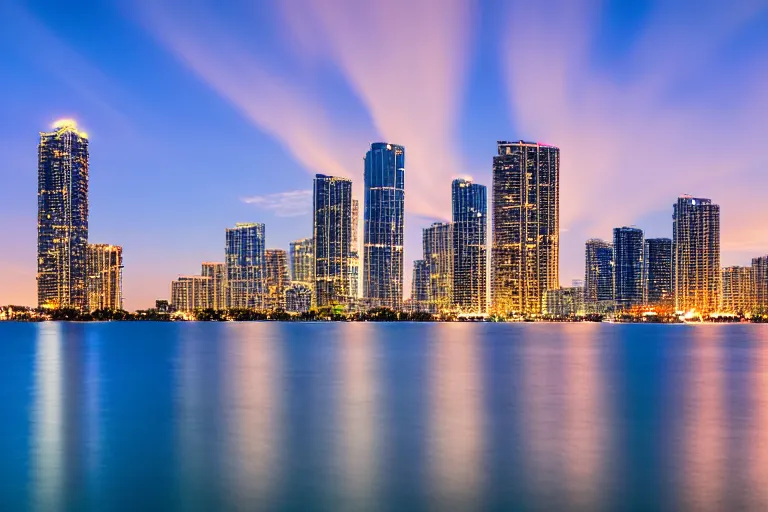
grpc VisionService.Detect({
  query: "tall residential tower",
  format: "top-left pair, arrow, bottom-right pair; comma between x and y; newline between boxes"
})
452,179 -> 487,313
314,174 -> 353,307
613,227 -> 644,310
225,223 -> 266,309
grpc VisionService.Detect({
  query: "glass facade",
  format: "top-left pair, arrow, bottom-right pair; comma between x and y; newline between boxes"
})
491,141 -> 559,315
290,238 -> 314,286
38,120 -> 89,309
225,223 -> 266,309
201,262 -> 226,310
613,227 -> 644,310
265,249 -> 290,310
423,222 -> 453,313
363,142 -> 405,310
285,283 -> 313,313
452,179 -> 487,313
411,259 -> 431,312
643,238 -> 673,307
86,244 -> 122,311
314,174 -> 352,307
584,239 -> 614,312
751,256 -> 768,311
543,287 -> 585,317
673,196 -> 720,314
722,266 -> 754,314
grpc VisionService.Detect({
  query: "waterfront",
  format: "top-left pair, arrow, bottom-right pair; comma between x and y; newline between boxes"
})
0,322 -> 766,510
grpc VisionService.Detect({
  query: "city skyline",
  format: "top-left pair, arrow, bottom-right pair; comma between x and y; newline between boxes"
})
1,0 -> 766,310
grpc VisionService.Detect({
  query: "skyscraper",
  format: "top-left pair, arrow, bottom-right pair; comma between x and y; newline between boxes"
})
363,142 -> 405,310
314,174 -> 352,307
265,249 -> 290,310
452,178 -> 487,313
423,222 -> 453,313
290,238 -> 314,285
411,259 -> 431,313
285,283 -> 313,313
673,196 -> 720,314
644,238 -> 673,307
584,239 -> 613,312
225,223 -> 266,309
751,256 -> 768,311
613,227 -> 644,310
170,276 -> 211,312
492,141 -> 559,315
86,244 -> 122,311
201,262 -> 226,310
722,266 -> 754,314
350,199 -> 360,299
37,120 -> 89,309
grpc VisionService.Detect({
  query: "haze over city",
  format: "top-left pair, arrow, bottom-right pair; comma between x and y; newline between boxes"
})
1,0 -> 766,310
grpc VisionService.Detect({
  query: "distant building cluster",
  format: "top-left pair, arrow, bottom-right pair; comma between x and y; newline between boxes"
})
34,120 -> 763,318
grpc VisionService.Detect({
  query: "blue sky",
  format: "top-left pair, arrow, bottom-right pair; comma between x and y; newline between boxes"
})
1,0 -> 766,309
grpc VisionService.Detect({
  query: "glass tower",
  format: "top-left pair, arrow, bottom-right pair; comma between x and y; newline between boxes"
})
673,196 -> 720,314
643,238 -> 673,307
584,239 -> 613,312
225,223 -> 266,309
314,174 -> 352,307
613,227 -> 644,310
411,260 -> 431,313
363,142 -> 405,310
751,255 -> 768,311
265,249 -> 290,310
86,244 -> 122,311
423,222 -> 453,313
290,238 -> 314,285
452,178 -> 487,313
492,141 -> 559,315
37,120 -> 89,309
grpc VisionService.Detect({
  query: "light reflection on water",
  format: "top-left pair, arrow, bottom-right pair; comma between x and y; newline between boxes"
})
1,322 -> 766,510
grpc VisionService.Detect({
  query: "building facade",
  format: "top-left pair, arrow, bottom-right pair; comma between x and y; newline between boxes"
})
265,249 -> 290,310
285,283 -> 313,313
290,238 -> 314,286
584,239 -> 614,313
350,199 -> 360,299
38,120 -> 90,309
673,196 -> 720,314
201,262 -> 226,310
225,223 -> 266,309
751,256 -> 768,312
363,142 -> 405,309
170,276 -> 211,312
613,227 -> 644,310
411,259 -> 431,313
423,222 -> 453,313
543,287 -> 585,317
86,244 -> 122,311
722,266 -> 754,314
452,179 -> 487,313
491,141 -> 559,315
644,238 -> 673,307
314,174 -> 353,307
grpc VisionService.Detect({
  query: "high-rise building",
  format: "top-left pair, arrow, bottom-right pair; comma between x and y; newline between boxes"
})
613,227 -> 644,310
86,244 -> 123,311
285,283 -> 313,313
363,142 -> 405,310
722,266 -> 754,314
452,178 -> 487,313
644,238 -> 673,307
350,199 -> 360,299
170,276 -> 211,312
225,223 -> 266,309
584,239 -> 614,313
411,259 -> 431,313
751,256 -> 768,312
201,262 -> 226,310
37,120 -> 89,309
314,174 -> 353,307
265,249 -> 290,310
543,287 -> 585,317
423,222 -> 453,313
492,141 -> 559,315
290,238 -> 314,285
673,196 -> 720,314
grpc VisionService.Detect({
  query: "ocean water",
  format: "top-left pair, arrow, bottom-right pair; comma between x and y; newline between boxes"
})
0,322 -> 766,511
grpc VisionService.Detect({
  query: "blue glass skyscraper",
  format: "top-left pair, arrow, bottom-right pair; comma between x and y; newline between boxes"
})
584,239 -> 613,312
38,120 -> 89,309
225,223 -> 266,309
363,143 -> 405,310
452,178 -> 487,313
314,174 -> 353,307
613,227 -> 644,309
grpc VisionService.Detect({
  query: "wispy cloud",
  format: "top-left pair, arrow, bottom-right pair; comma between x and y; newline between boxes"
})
500,0 -> 768,279
241,190 -> 312,218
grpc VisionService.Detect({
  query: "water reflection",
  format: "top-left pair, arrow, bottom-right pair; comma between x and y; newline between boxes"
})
748,329 -> 768,507
428,324 -> 485,509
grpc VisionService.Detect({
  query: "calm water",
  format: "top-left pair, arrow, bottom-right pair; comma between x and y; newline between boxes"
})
0,322 -> 766,511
